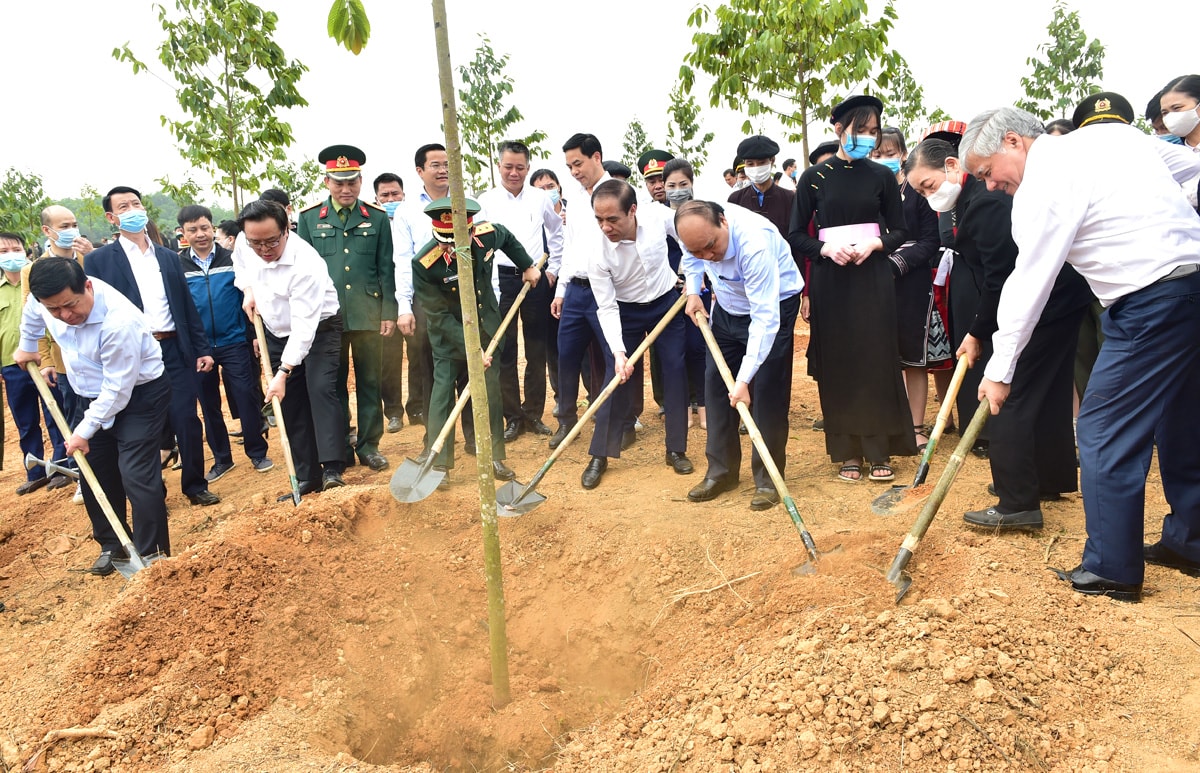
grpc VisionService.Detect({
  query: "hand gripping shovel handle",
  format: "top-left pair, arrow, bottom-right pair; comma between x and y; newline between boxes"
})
695,313 -> 821,565
887,398 -> 991,587
912,353 -> 971,487
25,362 -> 148,572
253,315 -> 302,506
513,292 -> 688,499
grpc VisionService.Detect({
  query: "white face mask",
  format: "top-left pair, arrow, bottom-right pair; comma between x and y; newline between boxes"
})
744,163 -> 773,185
926,165 -> 963,213
1164,104 -> 1200,138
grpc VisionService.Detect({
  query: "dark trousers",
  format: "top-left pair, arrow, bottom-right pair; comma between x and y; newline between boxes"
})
338,329 -> 385,459
199,341 -> 268,464
704,294 -> 800,489
989,309 -> 1083,512
498,266 -> 551,424
408,298 -> 434,423
81,376 -> 171,557
266,315 -> 346,484
1,364 -> 67,481
1079,271 -> 1200,584
555,281 -> 620,458
381,325 -> 406,418
650,291 -> 709,407
430,354 -> 503,467
159,337 -> 208,497
608,291 -> 689,455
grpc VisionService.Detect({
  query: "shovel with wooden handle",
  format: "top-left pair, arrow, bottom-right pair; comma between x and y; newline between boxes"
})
390,254 -> 547,503
886,398 -> 991,603
872,353 -> 970,516
253,314 -> 302,506
695,312 -> 834,575
495,292 -> 687,516
25,362 -> 149,578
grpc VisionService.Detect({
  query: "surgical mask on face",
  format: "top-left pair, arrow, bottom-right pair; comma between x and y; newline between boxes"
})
546,189 -> 561,205
118,209 -> 149,233
733,179 -> 750,191
53,227 -> 80,248
1159,132 -> 1187,146
877,158 -> 902,175
666,188 -> 694,206
843,134 -> 876,160
383,201 -> 401,218
926,166 -> 963,213
0,253 -> 29,273
744,164 -> 773,185
1164,105 -> 1200,138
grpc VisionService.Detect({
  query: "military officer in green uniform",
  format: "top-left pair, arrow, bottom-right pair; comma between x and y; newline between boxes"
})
297,145 -> 397,472
414,198 -> 540,482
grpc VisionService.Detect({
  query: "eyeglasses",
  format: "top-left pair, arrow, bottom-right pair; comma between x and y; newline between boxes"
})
246,233 -> 284,250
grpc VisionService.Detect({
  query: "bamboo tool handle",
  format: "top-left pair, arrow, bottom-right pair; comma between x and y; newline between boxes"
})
25,362 -> 146,569
913,353 -> 971,485
253,314 -> 301,505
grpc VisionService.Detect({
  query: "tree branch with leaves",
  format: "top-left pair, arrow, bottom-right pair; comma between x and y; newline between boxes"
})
1015,1 -> 1105,121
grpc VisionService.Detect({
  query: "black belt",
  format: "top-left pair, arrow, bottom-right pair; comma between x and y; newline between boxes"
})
316,312 -> 343,334
498,265 -> 521,275
618,289 -> 678,309
1154,263 -> 1200,284
568,276 -> 590,287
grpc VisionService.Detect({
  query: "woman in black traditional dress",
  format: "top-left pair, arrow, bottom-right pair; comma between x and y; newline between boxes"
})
789,95 -> 917,482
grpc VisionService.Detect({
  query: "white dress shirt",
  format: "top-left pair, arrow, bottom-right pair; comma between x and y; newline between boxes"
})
681,203 -> 804,384
985,124 -> 1200,384
588,205 -> 681,355
118,234 -> 174,332
556,172 -> 614,299
20,278 -> 165,440
233,231 -> 341,368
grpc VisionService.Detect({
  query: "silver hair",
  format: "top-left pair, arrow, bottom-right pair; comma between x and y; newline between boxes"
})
958,107 -> 1045,172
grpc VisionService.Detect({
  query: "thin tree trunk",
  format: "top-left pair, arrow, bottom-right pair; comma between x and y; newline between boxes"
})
430,0 -> 511,708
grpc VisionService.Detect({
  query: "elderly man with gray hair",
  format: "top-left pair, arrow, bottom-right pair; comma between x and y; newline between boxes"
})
959,105 -> 1200,602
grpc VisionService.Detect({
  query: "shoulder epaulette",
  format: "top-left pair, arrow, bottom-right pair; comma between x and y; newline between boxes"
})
473,222 -> 495,235
365,201 -> 387,213
419,244 -> 443,269
298,201 -> 322,213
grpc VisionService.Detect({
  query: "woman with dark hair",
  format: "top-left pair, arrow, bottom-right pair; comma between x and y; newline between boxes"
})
662,158 -> 707,429
789,95 -> 915,483
1158,74 -> 1200,210
530,168 -> 566,225
1044,119 -> 1074,136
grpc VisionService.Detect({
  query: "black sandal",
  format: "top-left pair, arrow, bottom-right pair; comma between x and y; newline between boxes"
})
914,424 -> 929,453
869,463 -> 895,482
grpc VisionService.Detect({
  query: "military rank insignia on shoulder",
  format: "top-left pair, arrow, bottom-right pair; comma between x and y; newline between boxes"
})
473,222 -> 495,236
366,201 -> 387,213
419,245 -> 443,269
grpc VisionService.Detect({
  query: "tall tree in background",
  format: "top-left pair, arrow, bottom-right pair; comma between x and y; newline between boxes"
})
264,158 -> 325,208
666,83 -> 715,174
0,169 -> 51,246
457,35 -> 547,192
682,0 -> 901,161
621,119 -> 655,185
882,54 -> 950,139
114,0 -> 309,211
1015,1 -> 1105,121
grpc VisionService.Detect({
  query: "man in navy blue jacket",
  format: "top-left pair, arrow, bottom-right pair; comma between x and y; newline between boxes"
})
178,205 -> 273,480
84,186 -> 220,506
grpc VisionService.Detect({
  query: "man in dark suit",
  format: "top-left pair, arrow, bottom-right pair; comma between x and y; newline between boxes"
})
84,186 -> 220,506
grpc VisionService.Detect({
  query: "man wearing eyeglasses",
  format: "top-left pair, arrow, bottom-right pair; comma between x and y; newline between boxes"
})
235,199 -> 346,496
296,145 -> 397,475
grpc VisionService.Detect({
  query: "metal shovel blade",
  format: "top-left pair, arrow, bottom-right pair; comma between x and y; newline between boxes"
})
886,548 -> 916,603
871,485 -> 908,515
495,481 -> 546,516
112,550 -> 159,579
389,459 -> 445,503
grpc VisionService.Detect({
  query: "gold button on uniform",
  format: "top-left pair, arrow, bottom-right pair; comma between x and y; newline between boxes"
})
344,248 -> 350,254
344,266 -> 350,271
346,284 -> 352,289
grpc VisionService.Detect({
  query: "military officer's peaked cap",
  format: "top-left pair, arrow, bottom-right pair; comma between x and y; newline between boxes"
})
1072,91 -> 1135,128
424,197 -> 481,243
319,144 -> 366,180
736,135 -> 780,160
636,149 -> 674,178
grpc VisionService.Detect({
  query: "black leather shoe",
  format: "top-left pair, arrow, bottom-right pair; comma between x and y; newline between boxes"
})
277,480 -> 321,501
322,470 -> 345,491
386,416 -> 403,434
46,473 -> 72,491
16,477 -> 51,496
750,487 -> 780,511
492,461 -> 516,481
581,457 -> 607,490
1051,564 -> 1141,603
526,419 -> 553,436
621,428 -> 636,451
187,490 -> 221,506
971,442 -> 989,459
1144,540 -> 1200,577
409,412 -> 426,426
549,423 -> 574,450
688,476 -> 740,502
88,550 -> 126,576
415,449 -> 432,465
464,441 -> 477,456
358,452 -> 389,472
503,419 -> 524,442
963,507 -> 1043,531
986,483 -> 1061,502
433,465 -> 450,490
665,451 -> 694,475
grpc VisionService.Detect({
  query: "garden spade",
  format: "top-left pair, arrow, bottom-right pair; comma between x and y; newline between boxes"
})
886,398 -> 991,603
694,313 -> 834,575
26,362 -> 149,578
496,293 -> 687,516
872,354 -> 970,516
253,315 -> 302,506
391,255 -> 546,503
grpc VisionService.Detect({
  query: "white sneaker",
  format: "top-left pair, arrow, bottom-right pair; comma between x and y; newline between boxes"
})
633,417 -> 644,432
72,483 -> 84,505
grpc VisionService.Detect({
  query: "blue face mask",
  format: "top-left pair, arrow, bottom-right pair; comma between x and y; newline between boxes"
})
0,253 -> 29,273
382,201 -> 401,218
53,227 -> 80,248
546,189 -> 561,205
118,210 -> 149,233
843,134 -> 876,160
1159,132 -> 1187,146
878,158 -> 902,174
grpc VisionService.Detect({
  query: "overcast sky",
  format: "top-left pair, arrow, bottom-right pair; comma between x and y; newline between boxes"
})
8,0 -> 1198,206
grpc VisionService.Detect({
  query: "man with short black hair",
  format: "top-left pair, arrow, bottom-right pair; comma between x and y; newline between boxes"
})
727,135 -> 794,237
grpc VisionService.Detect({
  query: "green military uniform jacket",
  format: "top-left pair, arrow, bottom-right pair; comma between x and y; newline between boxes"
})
412,221 -> 533,360
297,197 -> 397,331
